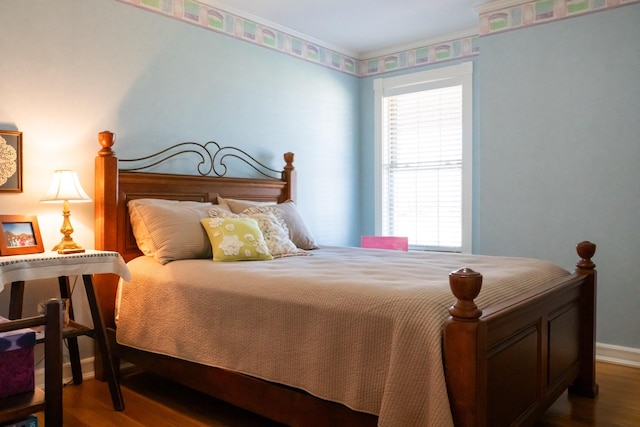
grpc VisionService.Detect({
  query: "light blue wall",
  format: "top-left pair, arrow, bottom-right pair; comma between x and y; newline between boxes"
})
476,4 -> 640,348
98,1 -> 361,246
360,4 -> 640,349
0,0 -> 360,248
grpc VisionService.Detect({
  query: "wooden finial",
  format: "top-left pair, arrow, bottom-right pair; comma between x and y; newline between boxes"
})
98,130 -> 115,157
448,268 -> 483,320
284,152 -> 295,170
576,241 -> 596,270
281,152 -> 296,202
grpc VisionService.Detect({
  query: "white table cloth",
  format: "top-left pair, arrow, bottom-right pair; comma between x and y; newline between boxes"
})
0,250 -> 131,291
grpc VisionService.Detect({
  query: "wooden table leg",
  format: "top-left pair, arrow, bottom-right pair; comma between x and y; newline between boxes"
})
57,276 -> 83,385
8,281 -> 25,320
82,274 -> 124,411
44,299 -> 64,427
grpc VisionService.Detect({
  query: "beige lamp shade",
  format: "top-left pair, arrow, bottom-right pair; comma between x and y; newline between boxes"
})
40,170 -> 91,253
40,170 -> 91,203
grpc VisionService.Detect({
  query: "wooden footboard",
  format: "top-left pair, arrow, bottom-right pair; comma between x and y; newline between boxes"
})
93,132 -> 597,426
444,241 -> 597,427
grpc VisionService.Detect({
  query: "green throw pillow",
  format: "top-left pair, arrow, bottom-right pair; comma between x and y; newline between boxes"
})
201,217 -> 273,261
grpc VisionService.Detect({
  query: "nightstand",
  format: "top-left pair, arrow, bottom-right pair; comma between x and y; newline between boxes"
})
0,250 -> 131,411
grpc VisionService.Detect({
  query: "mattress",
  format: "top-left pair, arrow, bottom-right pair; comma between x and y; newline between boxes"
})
115,246 -> 570,427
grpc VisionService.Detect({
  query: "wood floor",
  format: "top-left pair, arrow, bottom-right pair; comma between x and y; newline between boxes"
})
37,361 -> 639,426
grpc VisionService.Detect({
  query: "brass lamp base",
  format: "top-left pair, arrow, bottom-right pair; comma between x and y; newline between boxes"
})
56,248 -> 86,255
52,238 -> 85,254
52,201 -> 85,254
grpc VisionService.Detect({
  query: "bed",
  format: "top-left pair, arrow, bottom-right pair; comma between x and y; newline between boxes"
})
92,131 -> 598,427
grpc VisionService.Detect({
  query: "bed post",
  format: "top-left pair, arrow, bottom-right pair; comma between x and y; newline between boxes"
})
93,131 -> 120,380
443,268 -> 487,427
568,241 -> 598,398
282,152 -> 297,202
95,130 -> 118,254
94,130 -> 120,327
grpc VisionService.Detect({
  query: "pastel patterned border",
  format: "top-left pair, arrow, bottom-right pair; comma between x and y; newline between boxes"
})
359,36 -> 480,77
479,0 -> 639,35
116,0 -> 360,75
115,0 -> 636,76
114,0 -> 478,77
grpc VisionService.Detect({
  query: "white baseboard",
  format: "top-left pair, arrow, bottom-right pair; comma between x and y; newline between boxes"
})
596,342 -> 640,368
34,343 -> 639,387
35,357 -> 95,388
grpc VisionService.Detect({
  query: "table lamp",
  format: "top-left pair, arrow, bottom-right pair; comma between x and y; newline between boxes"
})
40,170 -> 91,254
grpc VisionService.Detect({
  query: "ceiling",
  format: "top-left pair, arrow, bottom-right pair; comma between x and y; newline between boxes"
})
202,0 -> 484,57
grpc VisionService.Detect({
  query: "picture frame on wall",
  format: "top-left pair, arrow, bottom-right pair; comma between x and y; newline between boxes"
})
0,130 -> 23,193
0,215 -> 45,256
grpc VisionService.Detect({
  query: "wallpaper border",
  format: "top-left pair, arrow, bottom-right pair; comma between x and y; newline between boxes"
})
360,36 -> 480,77
115,0 -> 359,75
478,0 -> 640,36
114,0 -> 479,77
115,0 -> 637,77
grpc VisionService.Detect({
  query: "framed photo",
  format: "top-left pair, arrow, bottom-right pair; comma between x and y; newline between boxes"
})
0,130 -> 23,193
0,215 -> 45,256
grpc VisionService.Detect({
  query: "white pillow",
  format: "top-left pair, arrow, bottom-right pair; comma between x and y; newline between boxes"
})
217,197 -> 318,250
217,196 -> 274,212
128,199 -> 213,264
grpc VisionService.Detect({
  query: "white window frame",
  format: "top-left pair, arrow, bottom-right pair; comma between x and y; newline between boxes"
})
373,61 -> 473,253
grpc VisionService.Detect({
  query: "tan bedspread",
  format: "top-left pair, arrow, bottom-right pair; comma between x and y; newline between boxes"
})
116,246 -> 570,427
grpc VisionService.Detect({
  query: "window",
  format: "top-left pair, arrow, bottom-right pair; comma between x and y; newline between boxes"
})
374,62 -> 472,252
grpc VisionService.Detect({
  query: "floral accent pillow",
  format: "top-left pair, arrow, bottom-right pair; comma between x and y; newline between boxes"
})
200,217 -> 272,262
217,198 -> 318,250
208,207 -> 306,258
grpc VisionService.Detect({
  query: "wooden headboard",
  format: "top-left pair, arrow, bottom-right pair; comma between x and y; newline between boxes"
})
93,131 -> 296,327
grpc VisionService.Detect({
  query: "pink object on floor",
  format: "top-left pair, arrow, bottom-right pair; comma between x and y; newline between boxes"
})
361,236 -> 409,251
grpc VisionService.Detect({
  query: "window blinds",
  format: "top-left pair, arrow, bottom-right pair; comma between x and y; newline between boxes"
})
381,85 -> 463,251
